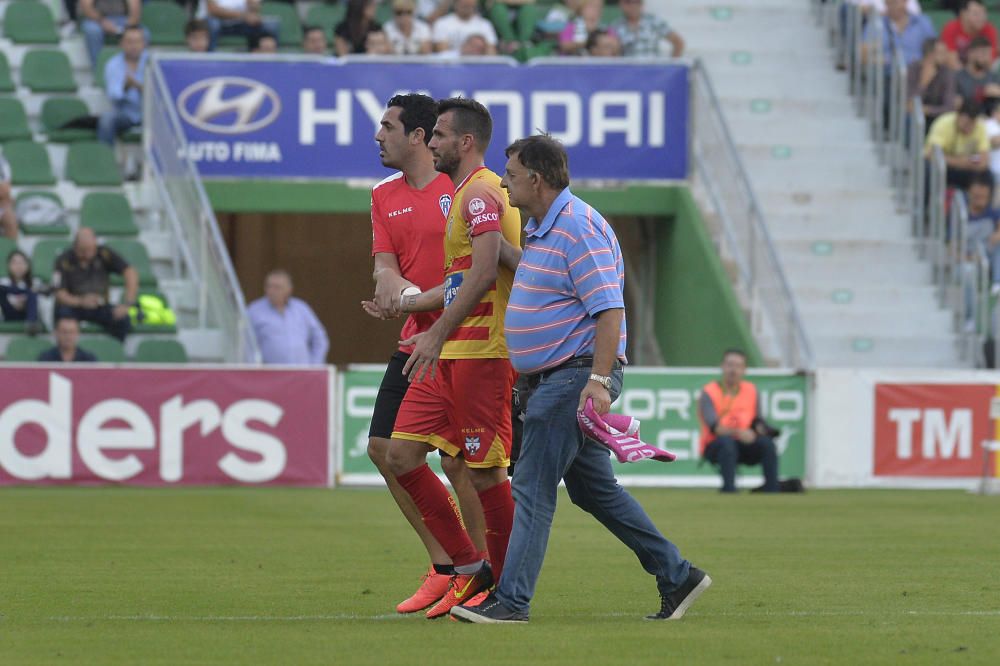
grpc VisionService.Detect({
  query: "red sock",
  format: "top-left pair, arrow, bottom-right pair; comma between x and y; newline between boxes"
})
478,480 -> 514,580
396,464 -> 479,567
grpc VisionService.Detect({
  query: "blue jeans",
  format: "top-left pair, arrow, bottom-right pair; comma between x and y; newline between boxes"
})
703,436 -> 779,493
80,18 -> 149,67
206,17 -> 279,51
496,363 -> 691,614
98,109 -> 139,145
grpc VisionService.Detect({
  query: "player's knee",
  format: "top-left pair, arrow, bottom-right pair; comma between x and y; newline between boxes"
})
716,437 -> 739,459
467,466 -> 507,493
367,437 -> 389,467
385,441 -> 422,476
440,453 -> 467,482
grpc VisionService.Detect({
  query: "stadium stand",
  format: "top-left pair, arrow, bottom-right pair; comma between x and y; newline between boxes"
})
21,49 -> 77,92
80,192 -> 138,236
15,191 -> 71,236
41,97 -> 96,143
2,0 -> 60,45
4,336 -> 49,362
0,98 -> 32,142
65,141 -> 123,186
135,338 -> 189,363
79,335 -> 127,362
4,141 -> 57,186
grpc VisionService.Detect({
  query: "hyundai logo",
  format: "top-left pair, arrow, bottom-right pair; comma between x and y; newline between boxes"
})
177,77 -> 281,135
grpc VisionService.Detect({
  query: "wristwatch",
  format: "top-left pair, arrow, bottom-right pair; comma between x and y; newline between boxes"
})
589,373 -> 612,390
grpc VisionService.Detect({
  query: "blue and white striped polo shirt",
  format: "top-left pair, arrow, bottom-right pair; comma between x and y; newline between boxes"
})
505,188 -> 627,374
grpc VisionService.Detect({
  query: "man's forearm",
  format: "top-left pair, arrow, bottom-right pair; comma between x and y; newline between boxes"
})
401,284 -> 445,313
430,265 -> 496,338
124,270 -> 139,303
590,307 -> 623,377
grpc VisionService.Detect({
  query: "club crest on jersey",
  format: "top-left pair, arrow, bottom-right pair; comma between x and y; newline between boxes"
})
439,194 -> 453,218
465,436 -> 481,455
468,197 -> 486,216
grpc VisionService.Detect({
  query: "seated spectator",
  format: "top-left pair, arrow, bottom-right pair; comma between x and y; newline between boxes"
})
851,0 -> 922,15
983,95 -> 1000,187
962,176 -> 1000,328
415,0 -> 451,23
0,250 -> 42,334
99,26 -> 147,147
302,25 -> 329,54
861,0 -> 935,67
0,154 -> 16,240
335,0 -> 382,56
559,0 -> 611,56
384,0 -> 433,55
958,36 -> 1000,107
435,33 -> 490,59
614,0 -> 684,57
587,27 -> 622,57
538,0 -> 582,37
186,19 -> 211,52
248,269 -> 329,365
252,34 -> 278,53
941,0 -> 998,67
925,100 -> 991,189
38,318 -> 97,363
79,0 -> 143,67
52,228 -> 138,342
432,0 -> 498,55
200,0 -> 279,52
364,30 -> 393,55
908,37 -> 957,129
698,349 -> 780,494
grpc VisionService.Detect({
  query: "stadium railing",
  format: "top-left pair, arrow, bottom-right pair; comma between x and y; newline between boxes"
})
689,61 -> 814,369
144,54 -> 261,363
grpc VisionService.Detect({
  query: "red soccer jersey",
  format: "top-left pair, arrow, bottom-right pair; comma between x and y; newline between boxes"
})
941,19 -> 999,62
371,171 -> 454,353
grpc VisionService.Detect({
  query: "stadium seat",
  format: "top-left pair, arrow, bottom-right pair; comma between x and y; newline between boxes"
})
21,50 -> 77,93
80,336 -> 126,362
135,338 -> 188,363
144,2 -> 187,46
0,236 -> 16,262
14,191 -> 71,236
4,337 -> 50,362
260,2 -> 302,46
105,239 -> 157,287
925,9 -> 953,33
375,2 -> 393,26
2,1 -> 59,44
2,141 -> 57,186
0,51 -> 15,93
31,239 -> 70,283
602,5 -> 623,26
93,47 -> 119,88
0,98 -> 32,142
81,192 -> 138,236
65,142 -> 122,186
41,97 -> 95,143
305,3 -> 346,34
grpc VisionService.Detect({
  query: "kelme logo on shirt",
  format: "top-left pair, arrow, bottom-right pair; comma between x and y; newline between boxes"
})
439,194 -> 453,218
468,197 -> 486,215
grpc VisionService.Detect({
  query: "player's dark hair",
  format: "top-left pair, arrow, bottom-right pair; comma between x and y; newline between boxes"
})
722,348 -> 747,362
437,97 -> 493,151
505,134 -> 570,190
387,94 -> 438,145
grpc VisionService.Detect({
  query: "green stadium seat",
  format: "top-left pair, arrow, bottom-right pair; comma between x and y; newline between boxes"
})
3,1 -> 59,44
0,98 -> 32,142
0,320 -> 43,333
0,51 -> 15,93
260,2 -> 303,46
41,97 -> 95,143
2,141 -> 56,186
305,3 -> 346,34
0,236 -> 16,262
4,337 -> 50,362
65,142 -> 122,186
14,191 -> 71,236
134,339 -> 188,363
21,49 -> 77,93
81,192 -> 138,236
925,9 -> 954,33
105,239 -> 157,287
31,238 -> 70,284
601,5 -> 623,26
94,47 -> 119,88
375,2 -> 393,26
79,336 -> 126,362
144,2 -> 187,46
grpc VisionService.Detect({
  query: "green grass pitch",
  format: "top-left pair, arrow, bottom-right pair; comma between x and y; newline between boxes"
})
1,487 -> 999,665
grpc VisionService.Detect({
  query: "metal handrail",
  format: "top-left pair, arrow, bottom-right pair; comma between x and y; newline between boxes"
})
690,60 -> 814,369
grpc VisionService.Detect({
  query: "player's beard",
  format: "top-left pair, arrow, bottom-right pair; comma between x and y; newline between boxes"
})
433,146 -> 460,178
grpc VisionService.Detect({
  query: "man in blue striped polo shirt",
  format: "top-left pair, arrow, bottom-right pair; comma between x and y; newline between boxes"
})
451,135 -> 711,624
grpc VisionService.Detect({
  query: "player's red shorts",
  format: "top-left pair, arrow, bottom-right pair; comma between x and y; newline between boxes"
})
392,357 -> 516,468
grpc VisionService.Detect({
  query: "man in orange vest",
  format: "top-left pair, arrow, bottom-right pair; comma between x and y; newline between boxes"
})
698,349 -> 780,493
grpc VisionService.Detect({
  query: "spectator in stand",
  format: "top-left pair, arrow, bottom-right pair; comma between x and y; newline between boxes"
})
364,29 -> 393,54
983,95 -> 1000,189
99,26 -> 147,147
335,0 -> 382,55
962,175 -> 1000,329
37,318 -> 97,363
185,19 -> 211,52
862,0 -> 936,67
248,269 -> 329,365
0,250 -> 42,334
925,100 -> 991,190
200,0 -> 279,52
908,37 -> 957,129
613,0 -> 684,57
957,36 -> 1000,107
586,27 -> 622,57
415,0 -> 452,23
941,0 -> 998,68
252,34 -> 278,52
432,0 -> 498,55
384,0 -> 433,55
79,0 -> 143,67
302,25 -> 329,54
0,154 -> 16,240
52,228 -> 138,342
435,33 -> 490,58
559,0 -> 612,56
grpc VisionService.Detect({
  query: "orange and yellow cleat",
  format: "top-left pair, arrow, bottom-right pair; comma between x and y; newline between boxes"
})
396,567 -> 453,614
425,562 -> 494,619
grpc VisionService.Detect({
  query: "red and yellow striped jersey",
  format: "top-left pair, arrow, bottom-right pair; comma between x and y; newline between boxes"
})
441,167 -> 522,359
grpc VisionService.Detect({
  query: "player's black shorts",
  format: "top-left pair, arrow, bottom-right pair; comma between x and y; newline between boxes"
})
369,351 -> 411,439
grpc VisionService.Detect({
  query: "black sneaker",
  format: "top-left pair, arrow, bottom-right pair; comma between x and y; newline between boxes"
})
450,592 -> 529,624
646,566 -> 712,620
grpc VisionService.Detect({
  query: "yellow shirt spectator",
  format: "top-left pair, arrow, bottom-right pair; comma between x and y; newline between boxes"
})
925,110 -> 990,158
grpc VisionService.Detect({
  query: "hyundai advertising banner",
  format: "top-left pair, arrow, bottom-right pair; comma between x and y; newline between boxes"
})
156,56 -> 690,181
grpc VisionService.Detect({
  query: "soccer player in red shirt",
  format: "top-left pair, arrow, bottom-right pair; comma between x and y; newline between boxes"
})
363,94 -> 488,615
